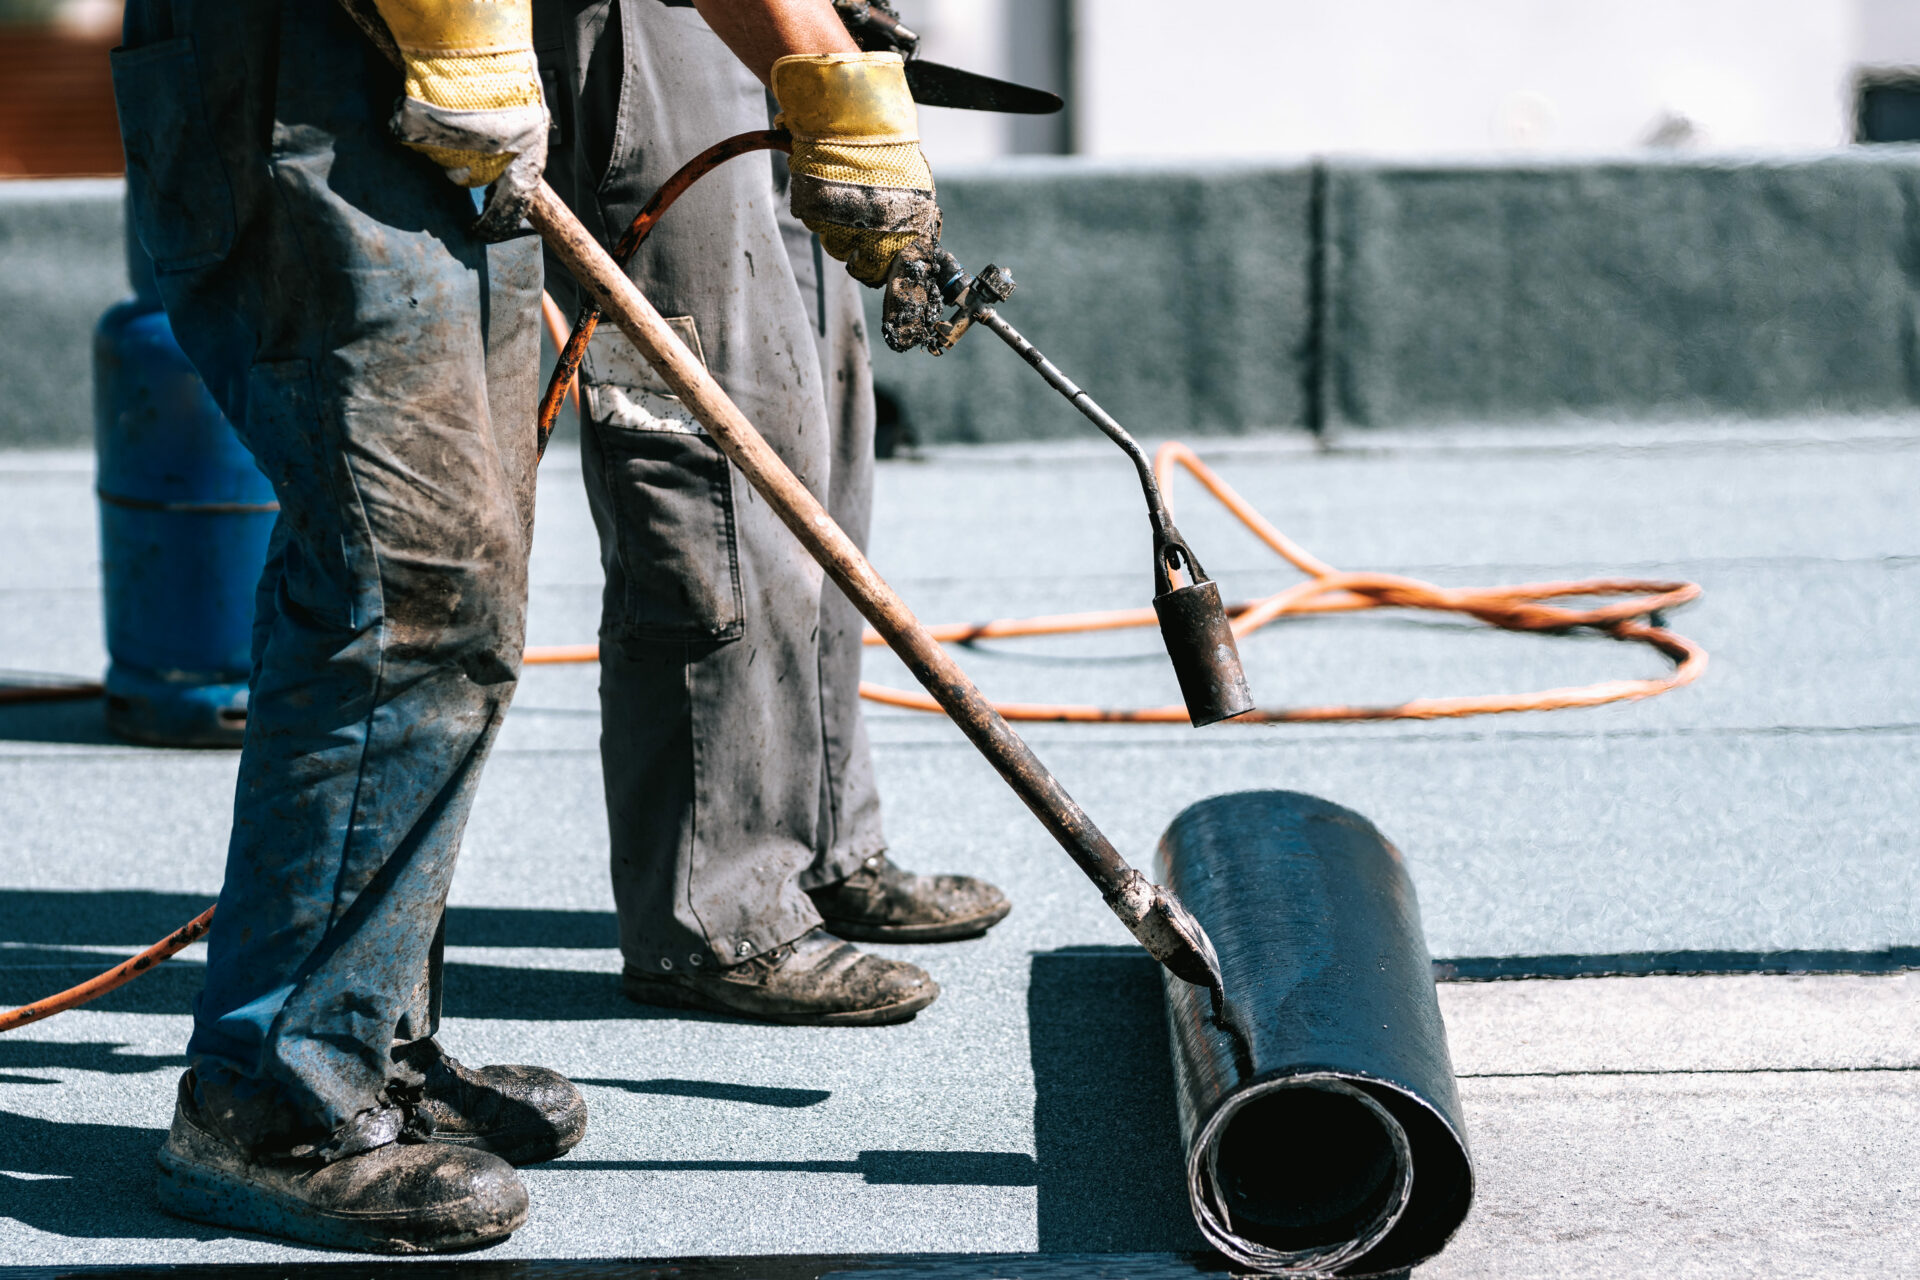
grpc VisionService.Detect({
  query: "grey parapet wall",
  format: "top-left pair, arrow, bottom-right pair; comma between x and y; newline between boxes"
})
7,154 -> 1920,448
1321,149 -> 1920,430
866,156 -> 1318,445
0,179 -> 128,448
872,148 -> 1920,444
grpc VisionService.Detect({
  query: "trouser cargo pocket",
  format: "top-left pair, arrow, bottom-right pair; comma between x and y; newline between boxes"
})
591,418 -> 745,642
584,318 -> 744,642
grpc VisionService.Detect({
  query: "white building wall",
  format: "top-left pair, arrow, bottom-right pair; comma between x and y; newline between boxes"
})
884,0 -> 1075,163
1859,0 -> 1920,67
1074,0 -> 1861,160
886,0 -> 1016,165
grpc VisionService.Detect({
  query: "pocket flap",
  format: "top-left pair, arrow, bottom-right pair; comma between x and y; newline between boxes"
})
584,314 -> 707,396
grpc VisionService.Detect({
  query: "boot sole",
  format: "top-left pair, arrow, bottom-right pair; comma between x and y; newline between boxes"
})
622,974 -> 938,1026
819,900 -> 1013,945
155,1146 -> 526,1254
430,1096 -> 591,1167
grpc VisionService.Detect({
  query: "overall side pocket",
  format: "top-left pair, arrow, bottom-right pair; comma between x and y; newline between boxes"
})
593,413 -> 746,643
585,317 -> 745,642
110,36 -> 237,273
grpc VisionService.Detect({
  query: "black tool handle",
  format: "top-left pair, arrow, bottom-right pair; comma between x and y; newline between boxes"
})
973,307 -> 1211,585
966,284 -> 1255,728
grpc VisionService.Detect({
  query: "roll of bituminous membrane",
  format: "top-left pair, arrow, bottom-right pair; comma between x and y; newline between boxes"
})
1155,791 -> 1474,1276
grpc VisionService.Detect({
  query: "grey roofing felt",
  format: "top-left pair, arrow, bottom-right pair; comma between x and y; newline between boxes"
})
0,418 -> 1916,1272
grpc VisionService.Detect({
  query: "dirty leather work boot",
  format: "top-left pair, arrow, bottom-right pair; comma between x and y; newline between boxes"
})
155,1072 -> 527,1254
623,927 -> 937,1026
390,1038 -> 588,1167
808,853 -> 1012,943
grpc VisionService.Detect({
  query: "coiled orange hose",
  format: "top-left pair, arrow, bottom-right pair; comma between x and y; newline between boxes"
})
529,441 -> 1705,724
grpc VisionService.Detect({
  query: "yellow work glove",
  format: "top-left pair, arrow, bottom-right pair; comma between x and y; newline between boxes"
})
372,0 -> 549,237
772,52 -> 941,291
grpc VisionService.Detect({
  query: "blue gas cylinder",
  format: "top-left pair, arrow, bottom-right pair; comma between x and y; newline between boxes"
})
92,215 -> 275,747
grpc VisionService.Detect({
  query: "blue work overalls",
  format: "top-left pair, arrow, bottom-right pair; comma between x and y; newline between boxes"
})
113,0 -> 541,1142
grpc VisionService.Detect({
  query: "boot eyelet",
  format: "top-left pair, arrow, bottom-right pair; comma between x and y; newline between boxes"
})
659,957 -> 674,970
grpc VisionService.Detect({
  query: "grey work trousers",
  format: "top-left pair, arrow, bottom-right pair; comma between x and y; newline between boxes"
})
115,0 -> 539,1137
537,0 -> 887,974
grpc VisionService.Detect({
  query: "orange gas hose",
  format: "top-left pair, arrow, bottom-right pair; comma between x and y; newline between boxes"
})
1,441 -> 1704,1031
527,441 -> 1706,722
539,292 -> 581,416
0,904 -> 214,1032
534,128 -> 791,456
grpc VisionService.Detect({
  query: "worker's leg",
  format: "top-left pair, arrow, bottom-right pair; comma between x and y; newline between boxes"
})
542,0 -> 834,966
377,234 -> 586,1168
537,1 -> 935,1024
539,2 -> 999,1019
115,0 -> 571,1246
540,0 -> 1003,983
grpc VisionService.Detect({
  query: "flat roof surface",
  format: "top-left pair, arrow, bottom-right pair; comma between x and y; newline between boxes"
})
0,418 -> 1915,1276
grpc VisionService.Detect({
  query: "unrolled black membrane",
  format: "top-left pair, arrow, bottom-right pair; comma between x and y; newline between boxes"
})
1155,791 -> 1474,1276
